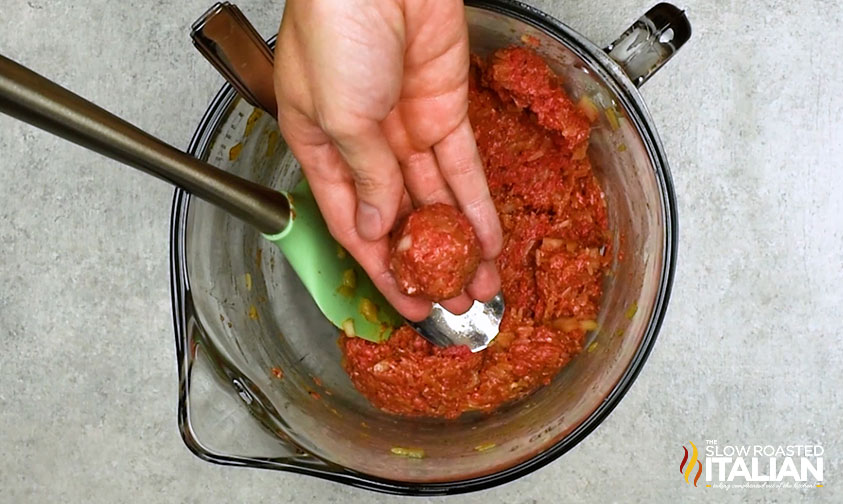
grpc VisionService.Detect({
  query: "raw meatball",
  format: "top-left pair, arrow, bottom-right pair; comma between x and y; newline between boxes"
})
390,203 -> 481,302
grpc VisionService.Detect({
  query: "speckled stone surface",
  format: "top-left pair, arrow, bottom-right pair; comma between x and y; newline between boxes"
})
1,0 -> 841,502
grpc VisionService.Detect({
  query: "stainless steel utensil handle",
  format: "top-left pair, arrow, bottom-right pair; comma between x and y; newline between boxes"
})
0,53 -> 289,234
191,2 -> 277,115
605,3 -> 691,87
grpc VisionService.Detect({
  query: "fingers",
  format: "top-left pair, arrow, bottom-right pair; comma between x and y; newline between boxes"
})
289,140 -> 433,322
439,260 -> 500,314
466,260 -> 500,303
400,150 -> 457,207
382,110 -> 456,207
433,117 -> 503,261
327,118 -> 405,241
439,293 -> 474,316
439,261 -> 499,316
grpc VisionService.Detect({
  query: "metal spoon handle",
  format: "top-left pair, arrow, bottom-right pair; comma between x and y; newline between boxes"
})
0,53 -> 289,235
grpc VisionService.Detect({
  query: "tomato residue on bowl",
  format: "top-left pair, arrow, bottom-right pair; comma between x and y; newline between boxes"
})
341,47 -> 611,419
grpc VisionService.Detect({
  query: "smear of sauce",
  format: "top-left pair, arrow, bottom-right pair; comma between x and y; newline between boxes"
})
244,109 -> 263,137
229,142 -> 244,161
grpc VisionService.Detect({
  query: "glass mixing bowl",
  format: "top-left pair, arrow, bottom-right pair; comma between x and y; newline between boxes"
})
170,0 -> 689,494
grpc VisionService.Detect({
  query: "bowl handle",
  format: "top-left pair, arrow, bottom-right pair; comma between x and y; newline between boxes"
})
605,3 -> 692,87
191,2 -> 278,115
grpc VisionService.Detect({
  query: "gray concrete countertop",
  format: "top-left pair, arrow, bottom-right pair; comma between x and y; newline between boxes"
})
1,0 -> 841,502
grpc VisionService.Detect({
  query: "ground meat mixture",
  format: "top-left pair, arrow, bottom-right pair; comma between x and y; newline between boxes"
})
389,203 -> 481,302
341,47 -> 611,419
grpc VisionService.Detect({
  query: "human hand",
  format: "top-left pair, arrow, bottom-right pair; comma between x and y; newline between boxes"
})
274,0 -> 502,321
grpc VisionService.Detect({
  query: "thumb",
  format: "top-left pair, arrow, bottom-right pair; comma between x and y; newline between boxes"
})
327,118 -> 404,241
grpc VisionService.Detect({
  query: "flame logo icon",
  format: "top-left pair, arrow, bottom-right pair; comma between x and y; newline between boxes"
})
679,441 -> 703,487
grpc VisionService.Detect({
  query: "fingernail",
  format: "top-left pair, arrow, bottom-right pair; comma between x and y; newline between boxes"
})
356,201 -> 383,240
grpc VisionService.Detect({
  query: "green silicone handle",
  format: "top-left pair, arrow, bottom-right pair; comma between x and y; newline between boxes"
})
263,179 -> 402,342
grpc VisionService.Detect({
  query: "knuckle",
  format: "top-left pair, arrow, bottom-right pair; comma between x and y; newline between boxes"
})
403,151 -> 431,173
422,187 -> 454,205
462,193 -> 491,216
319,111 -> 363,141
352,168 -> 401,198
351,170 -> 382,195
447,154 -> 477,178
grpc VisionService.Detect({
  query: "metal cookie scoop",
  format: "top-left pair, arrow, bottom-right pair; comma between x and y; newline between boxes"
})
407,294 -> 504,351
191,2 -> 503,351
